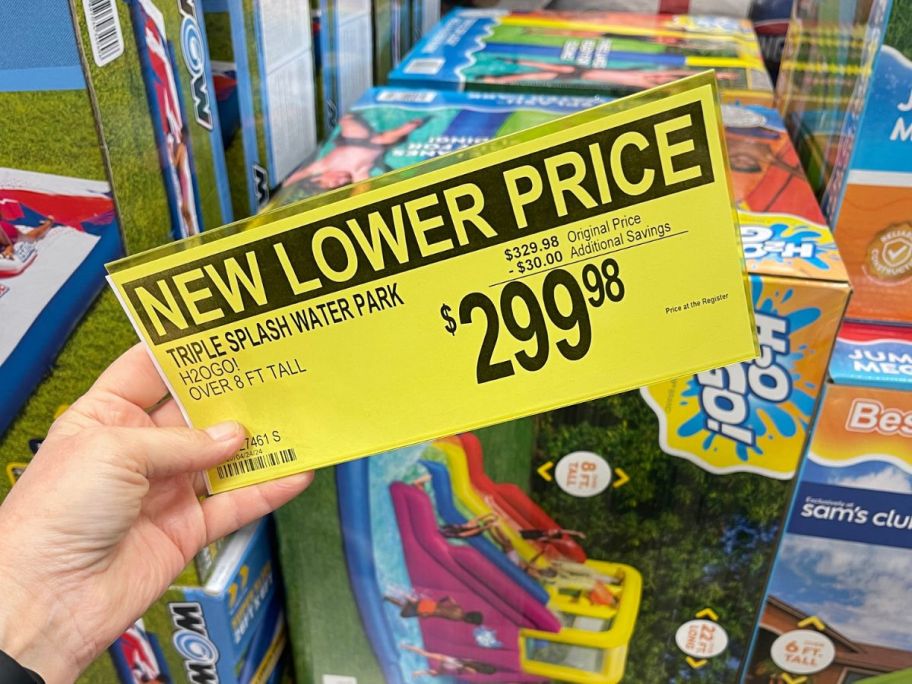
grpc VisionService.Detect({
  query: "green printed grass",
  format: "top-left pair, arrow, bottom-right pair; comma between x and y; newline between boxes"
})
74,12 -> 172,253
475,418 -> 535,489
532,395 -> 790,683
75,0 -> 228,245
886,0 -> 912,59
275,470 -> 384,684
0,293 -> 136,502
0,90 -> 106,179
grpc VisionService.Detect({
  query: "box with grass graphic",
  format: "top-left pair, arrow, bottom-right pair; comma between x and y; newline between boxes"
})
0,5 -> 112,430
203,0 -> 319,217
76,0 -> 233,243
270,88 -> 851,684
100,518 -> 287,683
390,9 -> 774,104
275,217 -> 849,684
269,88 -> 610,208
744,323 -> 912,683
270,90 -> 828,228
1,0 -> 232,431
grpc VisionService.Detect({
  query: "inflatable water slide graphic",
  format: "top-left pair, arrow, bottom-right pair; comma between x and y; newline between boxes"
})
336,434 -> 642,683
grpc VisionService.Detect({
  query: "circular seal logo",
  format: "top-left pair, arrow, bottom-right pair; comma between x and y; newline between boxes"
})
555,451 -> 612,497
866,223 -> 912,282
674,619 -> 729,659
770,629 -> 836,675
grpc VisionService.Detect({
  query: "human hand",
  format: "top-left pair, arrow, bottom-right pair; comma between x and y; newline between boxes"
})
0,344 -> 312,682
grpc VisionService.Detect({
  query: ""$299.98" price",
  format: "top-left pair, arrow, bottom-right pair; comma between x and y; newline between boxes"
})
439,257 -> 625,384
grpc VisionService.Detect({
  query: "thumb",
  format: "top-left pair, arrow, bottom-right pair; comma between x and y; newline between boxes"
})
103,422 -> 245,479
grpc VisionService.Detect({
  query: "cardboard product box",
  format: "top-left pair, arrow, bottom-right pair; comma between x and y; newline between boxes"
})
267,90 -> 850,683
267,88 -> 609,208
398,0 -> 414,62
536,0 -> 791,81
790,0 -> 912,326
0,2 -> 123,432
309,0 -> 375,138
270,89 -> 823,225
828,321 -> 912,390
370,0 -> 439,85
105,517 -> 289,684
388,9 -> 774,104
743,322 -> 912,683
749,0 -> 793,81
372,0 -> 398,84
775,0 -> 870,191
411,0 -> 441,46
77,0 -> 233,244
203,0 -> 319,217
722,101 -> 828,222
0,0 -> 231,432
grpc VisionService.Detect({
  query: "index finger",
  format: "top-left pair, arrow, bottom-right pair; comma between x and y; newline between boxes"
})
90,342 -> 170,410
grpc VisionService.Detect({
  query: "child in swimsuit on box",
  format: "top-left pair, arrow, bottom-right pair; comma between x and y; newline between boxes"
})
384,591 -> 483,625
439,513 -> 500,540
519,527 -> 586,543
410,475 -> 508,542
0,203 -> 55,260
403,644 -> 499,677
480,56 -> 738,90
522,551 -> 623,589
283,112 -> 428,193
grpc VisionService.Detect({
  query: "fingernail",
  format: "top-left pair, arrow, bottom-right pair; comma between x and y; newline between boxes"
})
205,421 -> 242,442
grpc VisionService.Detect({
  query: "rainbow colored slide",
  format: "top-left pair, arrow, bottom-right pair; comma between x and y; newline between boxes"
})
336,435 -> 642,683
459,434 -> 586,564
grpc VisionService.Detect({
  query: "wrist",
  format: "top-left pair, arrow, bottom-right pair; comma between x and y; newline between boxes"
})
0,562 -> 82,683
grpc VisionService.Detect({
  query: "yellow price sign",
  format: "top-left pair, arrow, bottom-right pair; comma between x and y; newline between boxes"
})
108,73 -> 757,493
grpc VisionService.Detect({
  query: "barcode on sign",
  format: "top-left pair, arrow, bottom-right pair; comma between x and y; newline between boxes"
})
377,90 -> 437,103
404,58 -> 444,75
82,0 -> 125,67
216,449 -> 298,479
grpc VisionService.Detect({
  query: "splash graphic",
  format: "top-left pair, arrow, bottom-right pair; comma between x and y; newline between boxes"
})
641,275 -> 836,479
739,210 -> 843,279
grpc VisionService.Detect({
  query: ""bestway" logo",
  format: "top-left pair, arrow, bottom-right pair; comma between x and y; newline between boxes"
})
846,399 -> 912,437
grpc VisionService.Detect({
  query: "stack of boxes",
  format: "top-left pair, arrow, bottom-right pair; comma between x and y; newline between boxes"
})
0,0 -> 231,435
0,1 -> 298,681
389,9 -> 774,103
202,0 -> 319,216
741,1 -> 912,679
267,16 -> 853,678
743,323 -> 912,682
779,0 -> 912,327
6,1 -> 912,681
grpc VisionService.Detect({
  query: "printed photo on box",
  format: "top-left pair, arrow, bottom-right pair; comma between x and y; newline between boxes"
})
0,0 -> 126,433
745,373 -> 912,683
129,0 -> 204,238
390,9 -> 773,103
71,0 -> 233,246
270,80 -> 850,684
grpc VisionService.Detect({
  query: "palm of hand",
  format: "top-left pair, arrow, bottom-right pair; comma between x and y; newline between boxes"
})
0,345 -> 311,679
